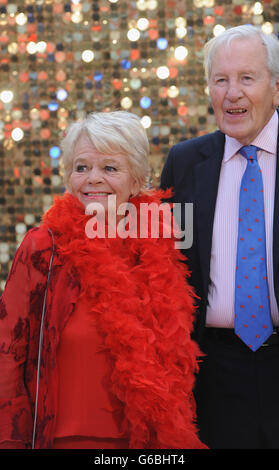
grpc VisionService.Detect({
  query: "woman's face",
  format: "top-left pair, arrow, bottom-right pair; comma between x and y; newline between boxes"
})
69,134 -> 138,215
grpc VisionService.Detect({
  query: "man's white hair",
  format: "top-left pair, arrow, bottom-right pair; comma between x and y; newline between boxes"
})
204,24 -> 279,85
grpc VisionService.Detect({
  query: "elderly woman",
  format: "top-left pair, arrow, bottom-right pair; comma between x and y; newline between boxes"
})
0,111 -> 206,449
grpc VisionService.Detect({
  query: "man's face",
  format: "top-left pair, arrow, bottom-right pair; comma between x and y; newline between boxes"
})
208,35 -> 279,145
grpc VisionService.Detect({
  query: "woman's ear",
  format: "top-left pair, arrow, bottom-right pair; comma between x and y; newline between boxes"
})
130,177 -> 139,198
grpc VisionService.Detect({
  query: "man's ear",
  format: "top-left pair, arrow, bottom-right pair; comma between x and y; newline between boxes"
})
272,78 -> 279,108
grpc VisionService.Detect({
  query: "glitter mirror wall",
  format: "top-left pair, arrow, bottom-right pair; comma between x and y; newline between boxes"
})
0,0 -> 278,291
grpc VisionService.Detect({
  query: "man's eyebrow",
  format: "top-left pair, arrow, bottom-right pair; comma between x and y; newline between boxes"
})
213,69 -> 257,77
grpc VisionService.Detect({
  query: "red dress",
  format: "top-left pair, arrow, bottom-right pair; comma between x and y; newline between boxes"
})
53,297 -> 129,449
0,191 -> 207,449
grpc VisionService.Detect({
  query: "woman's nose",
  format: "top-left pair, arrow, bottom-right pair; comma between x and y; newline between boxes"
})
87,167 -> 104,184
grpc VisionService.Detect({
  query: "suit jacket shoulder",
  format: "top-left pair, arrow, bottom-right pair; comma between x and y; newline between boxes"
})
161,130 -> 225,197
169,130 -> 223,155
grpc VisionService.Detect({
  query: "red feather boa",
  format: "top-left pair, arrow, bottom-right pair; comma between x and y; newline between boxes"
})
43,191 -> 206,449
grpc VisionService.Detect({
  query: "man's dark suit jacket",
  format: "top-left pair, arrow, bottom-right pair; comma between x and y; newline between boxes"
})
161,127 -> 279,345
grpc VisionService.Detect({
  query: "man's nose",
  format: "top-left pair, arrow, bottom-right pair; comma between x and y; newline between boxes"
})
225,81 -> 243,101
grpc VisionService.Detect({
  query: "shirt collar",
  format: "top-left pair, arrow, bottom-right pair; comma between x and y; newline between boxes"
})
224,110 -> 278,162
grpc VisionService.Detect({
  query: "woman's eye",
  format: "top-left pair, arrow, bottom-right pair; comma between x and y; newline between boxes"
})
105,165 -> 117,172
76,165 -> 88,172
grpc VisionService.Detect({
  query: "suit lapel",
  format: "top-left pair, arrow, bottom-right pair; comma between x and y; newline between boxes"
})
194,131 -> 225,296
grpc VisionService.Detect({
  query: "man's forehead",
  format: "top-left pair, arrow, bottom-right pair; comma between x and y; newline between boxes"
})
210,37 -> 268,71
212,35 -> 266,57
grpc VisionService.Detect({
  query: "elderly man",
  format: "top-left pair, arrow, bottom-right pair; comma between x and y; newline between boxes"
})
161,25 -> 279,449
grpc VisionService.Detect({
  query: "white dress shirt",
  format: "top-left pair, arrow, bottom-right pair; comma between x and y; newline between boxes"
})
206,111 -> 279,328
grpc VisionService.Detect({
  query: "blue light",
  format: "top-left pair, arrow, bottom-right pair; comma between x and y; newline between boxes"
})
27,13 -> 35,23
121,59 -> 131,70
56,89 -> 68,101
29,72 -> 37,80
157,38 -> 168,50
93,72 -> 103,81
48,101 -> 59,111
140,96 -> 151,109
49,146 -> 61,159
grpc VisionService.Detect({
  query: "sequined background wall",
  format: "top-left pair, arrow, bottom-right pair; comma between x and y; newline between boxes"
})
0,0 -> 278,290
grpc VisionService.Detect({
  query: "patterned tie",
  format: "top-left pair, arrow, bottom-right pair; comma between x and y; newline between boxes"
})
234,145 -> 273,351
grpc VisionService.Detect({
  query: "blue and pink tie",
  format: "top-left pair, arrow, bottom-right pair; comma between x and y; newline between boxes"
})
234,145 -> 273,351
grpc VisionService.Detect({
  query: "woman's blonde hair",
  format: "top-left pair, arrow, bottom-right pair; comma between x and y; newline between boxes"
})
61,110 -> 150,194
